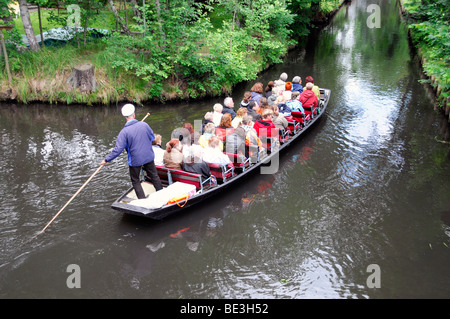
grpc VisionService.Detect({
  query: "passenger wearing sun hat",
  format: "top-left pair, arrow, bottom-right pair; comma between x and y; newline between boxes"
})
101,103 -> 163,199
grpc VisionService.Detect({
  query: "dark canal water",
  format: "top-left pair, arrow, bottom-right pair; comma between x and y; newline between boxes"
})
1,0 -> 449,299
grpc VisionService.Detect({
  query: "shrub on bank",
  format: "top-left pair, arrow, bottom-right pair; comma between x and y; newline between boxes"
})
401,0 -> 449,108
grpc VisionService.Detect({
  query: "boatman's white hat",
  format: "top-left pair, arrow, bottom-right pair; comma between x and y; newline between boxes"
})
121,104 -> 135,117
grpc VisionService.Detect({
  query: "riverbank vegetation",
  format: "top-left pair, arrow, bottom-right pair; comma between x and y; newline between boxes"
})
0,0 -> 343,105
400,0 -> 449,110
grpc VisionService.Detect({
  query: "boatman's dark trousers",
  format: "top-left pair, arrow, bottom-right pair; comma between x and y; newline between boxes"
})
129,161 -> 163,199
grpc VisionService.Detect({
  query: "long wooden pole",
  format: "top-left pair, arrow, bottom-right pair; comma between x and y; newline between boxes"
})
141,112 -> 150,122
38,112 -> 151,234
39,164 -> 103,234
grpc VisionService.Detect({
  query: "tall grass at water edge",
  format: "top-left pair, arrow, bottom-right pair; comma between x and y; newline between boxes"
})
0,40 -> 149,105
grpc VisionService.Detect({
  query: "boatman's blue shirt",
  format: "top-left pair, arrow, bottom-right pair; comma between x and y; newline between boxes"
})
105,119 -> 156,167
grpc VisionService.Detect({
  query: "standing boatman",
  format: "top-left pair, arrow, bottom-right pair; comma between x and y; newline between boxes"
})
101,104 -> 163,199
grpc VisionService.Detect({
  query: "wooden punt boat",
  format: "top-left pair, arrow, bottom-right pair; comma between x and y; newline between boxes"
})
111,88 -> 331,220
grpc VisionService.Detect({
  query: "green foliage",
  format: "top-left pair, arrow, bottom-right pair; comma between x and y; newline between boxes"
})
0,0 -> 13,22
403,0 -> 450,100
5,28 -> 25,71
1,0 -> 340,103
101,0 -> 297,99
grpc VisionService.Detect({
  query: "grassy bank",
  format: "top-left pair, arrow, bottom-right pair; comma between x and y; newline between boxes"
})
0,1 -> 343,105
0,40 -> 151,105
399,0 -> 449,111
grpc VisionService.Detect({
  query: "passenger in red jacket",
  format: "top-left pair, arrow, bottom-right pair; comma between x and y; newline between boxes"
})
300,82 -> 319,109
253,109 -> 279,151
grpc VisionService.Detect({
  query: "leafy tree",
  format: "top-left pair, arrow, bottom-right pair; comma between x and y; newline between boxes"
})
100,0 -> 298,99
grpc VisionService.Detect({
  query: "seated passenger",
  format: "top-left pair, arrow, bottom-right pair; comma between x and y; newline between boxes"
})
203,136 -> 232,166
246,100 -> 262,122
282,82 -> 292,101
267,94 -> 277,107
225,125 -> 247,157
212,103 -> 223,127
182,145 -> 211,181
272,72 -> 288,96
258,96 -> 269,116
239,91 -> 252,109
163,139 -> 184,170
241,115 -> 263,150
182,130 -> 203,160
231,107 -> 247,129
272,105 -> 288,130
286,91 -> 304,113
215,113 -> 234,142
250,82 -> 264,104
291,76 -> 303,93
305,76 -> 320,99
176,124 -> 195,159
276,95 -> 292,117
222,96 -> 237,119
253,109 -> 278,139
152,134 -> 164,166
199,122 -> 223,151
265,81 -> 275,98
202,112 -> 214,134
182,122 -> 195,145
300,82 -> 319,109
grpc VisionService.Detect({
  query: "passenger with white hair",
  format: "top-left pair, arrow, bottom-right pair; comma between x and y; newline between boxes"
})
300,82 -> 319,109
212,103 -> 223,127
291,76 -> 303,93
272,72 -> 288,95
222,96 -> 236,119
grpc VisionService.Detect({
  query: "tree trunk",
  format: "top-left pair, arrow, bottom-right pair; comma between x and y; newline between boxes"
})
123,0 -> 128,27
230,0 -> 238,51
37,4 -> 45,47
108,0 -> 131,35
67,63 -> 97,93
83,0 -> 91,46
0,32 -> 12,86
129,0 -> 143,24
155,0 -> 166,50
19,0 -> 40,51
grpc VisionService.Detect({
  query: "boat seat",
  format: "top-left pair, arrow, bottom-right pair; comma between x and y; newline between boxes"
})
255,131 -> 280,153
285,116 -> 302,134
154,165 -> 212,192
290,111 -> 311,124
208,163 -> 235,183
302,106 -> 318,118
225,152 -> 251,172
